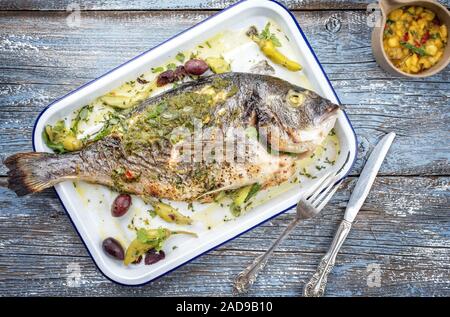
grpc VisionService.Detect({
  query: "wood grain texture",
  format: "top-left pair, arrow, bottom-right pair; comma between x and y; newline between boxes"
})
1,0 -> 449,11
0,176 -> 449,296
0,8 -> 449,297
3,0 -> 448,11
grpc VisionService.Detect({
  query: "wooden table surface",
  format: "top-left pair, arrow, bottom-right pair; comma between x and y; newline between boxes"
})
0,0 -> 449,297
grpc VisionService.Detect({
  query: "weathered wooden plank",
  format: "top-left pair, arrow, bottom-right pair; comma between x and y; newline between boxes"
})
0,10 -> 449,176
1,0 -> 449,11
1,10 -> 450,70
0,176 -> 448,296
0,249 -> 448,296
4,0 -> 449,11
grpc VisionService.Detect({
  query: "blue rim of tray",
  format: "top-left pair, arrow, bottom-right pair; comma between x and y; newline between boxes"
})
31,0 -> 358,286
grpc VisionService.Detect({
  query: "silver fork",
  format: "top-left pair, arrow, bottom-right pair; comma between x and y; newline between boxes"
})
232,154 -> 349,295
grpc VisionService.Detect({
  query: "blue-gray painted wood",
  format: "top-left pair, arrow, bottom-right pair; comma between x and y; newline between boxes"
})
0,176 -> 449,296
1,0 -> 449,10
0,7 -> 449,297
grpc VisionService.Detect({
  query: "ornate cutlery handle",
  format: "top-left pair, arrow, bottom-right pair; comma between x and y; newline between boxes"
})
233,217 -> 301,294
303,220 -> 352,297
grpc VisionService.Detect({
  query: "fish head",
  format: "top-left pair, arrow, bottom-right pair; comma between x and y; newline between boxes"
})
256,79 -> 339,154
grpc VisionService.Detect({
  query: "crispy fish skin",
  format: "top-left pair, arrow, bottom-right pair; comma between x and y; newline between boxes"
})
5,72 -> 339,201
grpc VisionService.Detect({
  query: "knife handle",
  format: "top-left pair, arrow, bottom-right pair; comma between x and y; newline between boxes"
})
303,220 -> 352,297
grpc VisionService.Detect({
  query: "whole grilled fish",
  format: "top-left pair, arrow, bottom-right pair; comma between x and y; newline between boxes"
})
5,72 -> 339,202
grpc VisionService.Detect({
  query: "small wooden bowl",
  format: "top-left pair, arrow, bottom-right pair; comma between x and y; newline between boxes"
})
372,0 -> 450,77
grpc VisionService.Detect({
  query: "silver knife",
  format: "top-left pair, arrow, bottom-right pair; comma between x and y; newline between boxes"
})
303,132 -> 396,297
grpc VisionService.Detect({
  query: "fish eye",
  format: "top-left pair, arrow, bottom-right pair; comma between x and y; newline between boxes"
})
286,89 -> 305,108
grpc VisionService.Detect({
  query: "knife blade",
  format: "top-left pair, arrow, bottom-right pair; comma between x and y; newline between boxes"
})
344,132 -> 396,223
304,132 -> 396,297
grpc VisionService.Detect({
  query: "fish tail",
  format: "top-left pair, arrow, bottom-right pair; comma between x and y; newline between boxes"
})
4,152 -> 77,196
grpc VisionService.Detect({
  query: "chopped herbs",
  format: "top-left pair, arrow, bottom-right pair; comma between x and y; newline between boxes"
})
386,19 -> 395,25
259,22 -> 282,47
400,42 -> 427,56
166,63 -> 177,70
147,101 -> 167,119
151,66 -> 164,73
71,104 -> 93,134
113,167 -> 125,176
175,52 -> 185,63
90,112 -> 126,142
299,168 -> 317,179
324,157 -> 336,165
190,51 -> 199,59
430,33 -> 441,39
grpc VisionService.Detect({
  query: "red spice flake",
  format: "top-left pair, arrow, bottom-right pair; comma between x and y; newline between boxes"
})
124,170 -> 139,182
421,30 -> 430,44
403,32 -> 409,42
125,170 -> 134,180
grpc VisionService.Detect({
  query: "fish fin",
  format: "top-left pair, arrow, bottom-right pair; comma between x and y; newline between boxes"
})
4,152 -> 65,196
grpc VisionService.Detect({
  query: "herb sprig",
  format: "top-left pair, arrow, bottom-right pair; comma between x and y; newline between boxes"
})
259,22 -> 282,47
400,42 -> 427,56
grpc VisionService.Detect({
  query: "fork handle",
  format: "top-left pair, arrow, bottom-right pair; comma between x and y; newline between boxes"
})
303,219 -> 352,297
233,216 -> 301,294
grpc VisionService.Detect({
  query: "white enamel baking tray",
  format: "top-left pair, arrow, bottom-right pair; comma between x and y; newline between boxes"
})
32,0 -> 357,285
